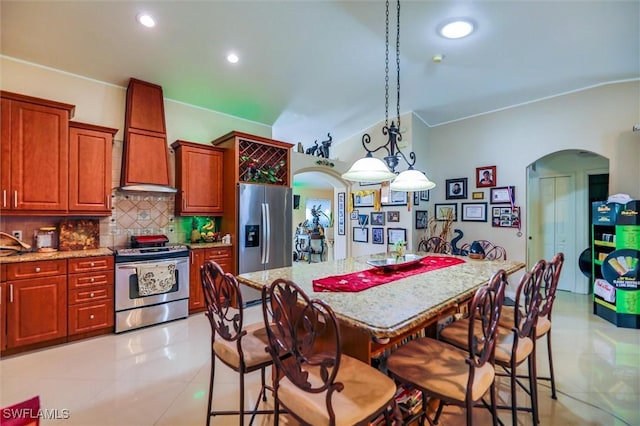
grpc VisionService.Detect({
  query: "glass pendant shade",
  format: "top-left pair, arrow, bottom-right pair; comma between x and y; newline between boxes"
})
341,156 -> 397,183
389,169 -> 436,191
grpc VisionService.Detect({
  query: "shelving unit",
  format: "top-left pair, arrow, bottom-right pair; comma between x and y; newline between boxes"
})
591,201 -> 640,329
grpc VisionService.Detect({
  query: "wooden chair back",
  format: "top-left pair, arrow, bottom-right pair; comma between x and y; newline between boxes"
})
539,253 -> 565,319
201,260 -> 244,345
513,260 -> 545,338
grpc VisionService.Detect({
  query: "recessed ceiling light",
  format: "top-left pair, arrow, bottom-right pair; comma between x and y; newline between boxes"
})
136,13 -> 156,28
227,53 -> 239,64
439,19 -> 475,39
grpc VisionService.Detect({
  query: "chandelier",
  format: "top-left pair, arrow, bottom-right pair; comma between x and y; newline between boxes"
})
342,0 -> 435,192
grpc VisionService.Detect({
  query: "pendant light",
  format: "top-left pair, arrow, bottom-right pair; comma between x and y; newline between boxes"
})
341,0 -> 435,192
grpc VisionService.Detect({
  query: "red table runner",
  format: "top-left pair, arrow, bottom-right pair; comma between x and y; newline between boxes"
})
312,256 -> 466,293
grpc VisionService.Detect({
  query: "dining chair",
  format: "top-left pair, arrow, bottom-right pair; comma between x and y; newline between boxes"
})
261,278 -> 398,426
484,245 -> 507,260
386,270 -> 508,426
440,260 -> 545,425
418,236 -> 452,254
200,260 -> 275,426
0,395 -> 40,426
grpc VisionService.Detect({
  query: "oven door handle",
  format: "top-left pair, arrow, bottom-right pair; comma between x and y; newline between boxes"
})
117,266 -> 138,270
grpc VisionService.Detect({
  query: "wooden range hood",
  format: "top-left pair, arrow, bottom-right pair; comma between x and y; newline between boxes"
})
120,78 -> 176,193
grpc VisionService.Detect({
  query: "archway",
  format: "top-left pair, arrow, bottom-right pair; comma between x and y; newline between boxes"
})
527,149 -> 609,294
292,167 -> 350,260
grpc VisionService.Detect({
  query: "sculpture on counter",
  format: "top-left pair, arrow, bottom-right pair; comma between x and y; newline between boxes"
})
451,229 -> 468,256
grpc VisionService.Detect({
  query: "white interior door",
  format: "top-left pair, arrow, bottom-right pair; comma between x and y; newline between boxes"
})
540,175 -> 576,292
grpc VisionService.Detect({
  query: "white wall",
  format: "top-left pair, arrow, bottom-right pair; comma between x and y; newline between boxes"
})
422,81 -> 639,265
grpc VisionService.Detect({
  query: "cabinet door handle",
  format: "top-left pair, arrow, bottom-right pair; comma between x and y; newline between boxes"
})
14,190 -> 18,208
89,314 -> 95,320
35,267 -> 41,273
2,190 -> 6,208
106,195 -> 110,210
9,284 -> 13,303
90,277 -> 95,283
90,292 -> 95,298
90,262 -> 95,267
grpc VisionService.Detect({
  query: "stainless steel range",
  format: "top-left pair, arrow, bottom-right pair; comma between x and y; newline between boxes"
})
114,235 -> 189,333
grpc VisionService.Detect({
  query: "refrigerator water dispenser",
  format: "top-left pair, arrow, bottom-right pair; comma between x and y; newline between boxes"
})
245,225 -> 260,247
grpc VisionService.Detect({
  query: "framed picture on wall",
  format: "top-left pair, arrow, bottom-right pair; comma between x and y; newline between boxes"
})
382,190 -> 408,206
353,192 -> 375,207
387,211 -> 400,222
434,203 -> 458,221
372,227 -> 384,244
419,190 -> 430,201
490,186 -> 515,204
337,192 -> 346,235
445,178 -> 467,200
353,227 -> 368,243
415,210 -> 429,229
387,228 -> 407,245
461,202 -> 488,222
413,192 -> 420,206
350,210 -> 359,220
370,212 -> 385,226
476,166 -> 497,188
492,206 -> 520,228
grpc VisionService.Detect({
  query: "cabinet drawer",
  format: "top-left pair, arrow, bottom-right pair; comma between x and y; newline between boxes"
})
68,256 -> 114,273
69,284 -> 113,305
68,271 -> 114,290
205,247 -> 232,259
7,259 -> 67,279
68,301 -> 114,335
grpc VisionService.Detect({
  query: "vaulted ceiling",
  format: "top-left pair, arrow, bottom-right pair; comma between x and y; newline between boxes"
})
2,1 -> 638,146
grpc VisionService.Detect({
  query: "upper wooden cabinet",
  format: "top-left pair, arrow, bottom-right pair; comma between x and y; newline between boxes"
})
211,131 -> 293,187
121,78 -> 172,188
172,140 -> 224,216
69,122 -> 117,214
1,91 -> 75,214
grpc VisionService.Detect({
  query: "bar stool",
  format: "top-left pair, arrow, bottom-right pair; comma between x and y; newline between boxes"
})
200,260 -> 275,426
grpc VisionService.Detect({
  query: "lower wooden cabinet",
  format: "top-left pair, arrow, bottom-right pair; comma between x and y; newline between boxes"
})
5,261 -> 68,349
189,246 -> 234,314
67,256 -> 114,337
1,255 -> 114,354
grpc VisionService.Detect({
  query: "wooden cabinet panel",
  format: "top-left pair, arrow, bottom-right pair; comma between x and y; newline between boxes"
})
68,301 -> 113,335
189,249 -> 206,313
68,271 -> 114,290
7,98 -> 72,212
121,130 -> 171,187
125,78 -> 166,134
172,140 -> 224,216
205,246 -> 234,276
1,98 -> 11,211
1,92 -> 75,214
0,280 -> 6,351
7,259 -> 67,280
6,275 -> 67,348
69,122 -> 117,214
68,256 -> 114,273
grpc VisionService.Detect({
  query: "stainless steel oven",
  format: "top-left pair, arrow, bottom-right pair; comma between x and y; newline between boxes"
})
114,235 -> 189,333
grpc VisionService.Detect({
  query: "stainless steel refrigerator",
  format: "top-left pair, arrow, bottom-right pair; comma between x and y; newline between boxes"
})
237,183 -> 292,305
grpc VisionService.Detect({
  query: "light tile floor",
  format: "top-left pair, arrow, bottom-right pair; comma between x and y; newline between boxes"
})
1,292 -> 638,425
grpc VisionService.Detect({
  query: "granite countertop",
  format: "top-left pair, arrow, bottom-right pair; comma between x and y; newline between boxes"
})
186,242 -> 233,249
0,248 -> 114,264
237,252 -> 525,339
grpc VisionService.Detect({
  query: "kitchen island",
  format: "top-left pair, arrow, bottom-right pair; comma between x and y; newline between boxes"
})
237,252 -> 525,363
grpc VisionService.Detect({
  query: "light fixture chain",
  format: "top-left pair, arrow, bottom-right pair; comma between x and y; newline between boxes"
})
396,0 -> 401,130
385,0 -> 389,127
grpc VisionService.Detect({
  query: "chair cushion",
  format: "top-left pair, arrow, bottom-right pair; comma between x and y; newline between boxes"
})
278,354 -> 396,426
213,322 -> 273,369
387,337 -> 495,403
440,317 -> 534,365
500,306 -> 551,338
